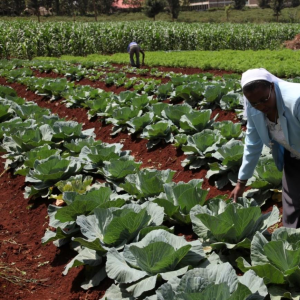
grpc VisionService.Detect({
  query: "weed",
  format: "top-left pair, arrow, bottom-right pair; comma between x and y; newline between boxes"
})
0,263 -> 49,287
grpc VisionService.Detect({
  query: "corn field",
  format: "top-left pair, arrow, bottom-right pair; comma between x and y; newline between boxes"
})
1,20 -> 300,59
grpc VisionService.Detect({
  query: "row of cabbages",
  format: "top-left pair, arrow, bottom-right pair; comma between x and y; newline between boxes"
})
1,82 -> 299,299
1,60 -> 281,198
0,60 -> 283,206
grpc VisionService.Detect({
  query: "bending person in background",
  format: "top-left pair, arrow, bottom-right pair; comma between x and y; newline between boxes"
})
127,41 -> 145,68
230,68 -> 300,228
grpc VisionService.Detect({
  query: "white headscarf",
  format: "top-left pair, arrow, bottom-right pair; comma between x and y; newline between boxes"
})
241,68 -> 284,117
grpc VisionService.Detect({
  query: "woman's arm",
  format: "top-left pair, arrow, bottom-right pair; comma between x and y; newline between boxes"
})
231,108 -> 263,201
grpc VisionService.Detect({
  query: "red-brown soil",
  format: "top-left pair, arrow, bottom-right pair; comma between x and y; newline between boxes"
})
284,33 -> 300,50
0,65 -> 280,299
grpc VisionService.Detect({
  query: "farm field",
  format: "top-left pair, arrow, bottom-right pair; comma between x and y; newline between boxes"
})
45,49 -> 300,77
2,53 -> 300,300
1,21 -> 300,59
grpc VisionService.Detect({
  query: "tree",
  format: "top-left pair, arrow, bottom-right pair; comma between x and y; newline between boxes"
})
77,0 -> 89,15
88,0 -> 117,15
14,0 -> 27,15
0,0 -> 26,15
270,0 -> 284,21
59,0 -> 74,15
291,0 -> 300,7
144,0 -> 165,20
53,0 -> 60,15
233,0 -> 246,9
26,0 -> 44,21
166,0 -> 180,21
224,3 -> 232,21
93,0 -> 97,20
257,0 -> 270,8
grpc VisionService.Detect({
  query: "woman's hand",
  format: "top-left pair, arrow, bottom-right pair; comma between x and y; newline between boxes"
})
230,182 -> 247,202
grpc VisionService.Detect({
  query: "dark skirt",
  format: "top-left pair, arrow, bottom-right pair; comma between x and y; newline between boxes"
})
282,150 -> 300,228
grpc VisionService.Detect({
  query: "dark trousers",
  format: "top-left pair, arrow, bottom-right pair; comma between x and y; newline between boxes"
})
282,150 -> 300,228
129,45 -> 140,68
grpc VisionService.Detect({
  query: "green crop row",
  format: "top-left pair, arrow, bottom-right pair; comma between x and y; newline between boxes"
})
1,21 -> 300,59
40,49 -> 300,78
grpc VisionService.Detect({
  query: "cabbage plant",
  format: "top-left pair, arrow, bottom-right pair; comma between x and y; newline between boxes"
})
161,103 -> 193,127
24,155 -> 82,198
181,129 -> 225,169
98,156 -> 142,190
2,125 -> 54,156
152,179 -> 208,225
106,106 -> 143,135
80,142 -> 131,172
30,77 -> 74,101
157,82 -> 173,100
201,83 -> 223,105
61,85 -> 103,108
173,133 -> 187,147
237,227 -> 300,299
0,117 -> 36,140
190,198 -> 280,250
42,185 -> 128,245
120,169 -> 175,200
62,203 -> 165,289
0,103 -> 12,123
105,229 -> 206,298
206,139 -> 244,189
126,112 -> 154,134
73,202 -> 164,252
172,82 -> 205,107
156,263 -> 268,300
63,137 -> 103,155
1,124 -> 55,170
244,155 -> 283,206
84,91 -> 114,119
179,109 -> 213,134
51,120 -> 94,142
13,102 -> 51,121
213,120 -> 243,140
49,174 -> 94,203
0,85 -> 18,97
140,120 -> 177,149
14,145 -> 60,176
219,92 -> 243,110
148,103 -> 169,121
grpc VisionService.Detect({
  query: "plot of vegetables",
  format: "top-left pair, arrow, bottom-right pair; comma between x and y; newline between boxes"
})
0,60 -> 294,300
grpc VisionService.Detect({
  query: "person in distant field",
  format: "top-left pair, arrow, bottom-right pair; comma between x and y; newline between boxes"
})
230,68 -> 300,228
127,42 -> 145,68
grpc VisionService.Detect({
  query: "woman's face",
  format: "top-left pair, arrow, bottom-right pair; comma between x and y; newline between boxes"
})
244,83 -> 276,114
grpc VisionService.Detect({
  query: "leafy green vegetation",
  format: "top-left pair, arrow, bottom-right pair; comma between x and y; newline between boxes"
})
0,62 -> 291,298
191,198 -> 279,249
237,227 -> 300,299
106,229 -> 205,298
156,263 -> 268,300
42,49 -> 300,78
1,21 -> 300,59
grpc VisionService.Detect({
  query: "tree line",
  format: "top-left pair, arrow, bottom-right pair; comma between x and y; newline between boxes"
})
0,0 -> 120,16
0,0 -> 183,21
1,0 -> 299,22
